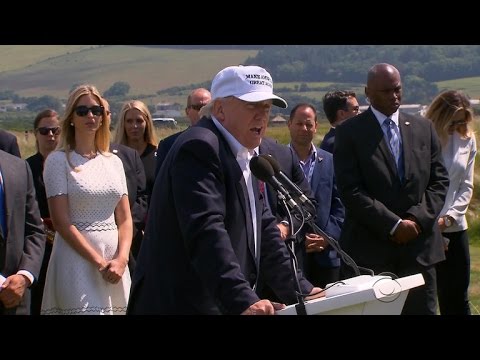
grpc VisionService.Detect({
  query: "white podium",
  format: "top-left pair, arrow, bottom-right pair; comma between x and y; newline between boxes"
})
276,273 -> 425,315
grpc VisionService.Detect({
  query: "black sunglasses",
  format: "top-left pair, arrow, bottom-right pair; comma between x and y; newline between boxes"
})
75,105 -> 104,117
449,119 -> 468,128
188,104 -> 204,111
37,127 -> 61,136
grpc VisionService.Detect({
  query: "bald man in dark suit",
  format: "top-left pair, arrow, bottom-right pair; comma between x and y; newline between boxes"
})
333,63 -> 449,315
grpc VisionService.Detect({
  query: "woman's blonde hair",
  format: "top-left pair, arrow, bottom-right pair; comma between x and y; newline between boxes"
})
113,100 -> 157,146
425,90 -> 474,146
59,84 -> 111,170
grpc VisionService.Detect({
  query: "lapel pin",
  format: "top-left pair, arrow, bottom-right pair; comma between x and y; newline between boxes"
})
405,122 -> 410,126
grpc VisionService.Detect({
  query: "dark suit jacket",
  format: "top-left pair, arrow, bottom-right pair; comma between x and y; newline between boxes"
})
333,108 -> 449,268
319,127 -> 335,154
308,147 -> 344,267
128,117 -> 313,314
258,137 -> 314,225
154,130 -> 185,177
140,143 -> 157,206
26,153 -> 49,218
0,130 -> 21,158
26,152 -> 52,315
0,150 -> 45,315
110,143 -> 148,259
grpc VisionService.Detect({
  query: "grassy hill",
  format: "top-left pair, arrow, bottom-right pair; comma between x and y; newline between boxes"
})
0,45 -> 258,101
436,77 -> 480,99
0,45 -> 100,73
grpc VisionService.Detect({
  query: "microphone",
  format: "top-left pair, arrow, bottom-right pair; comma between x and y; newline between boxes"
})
249,155 -> 301,214
260,154 -> 316,215
257,156 -> 365,277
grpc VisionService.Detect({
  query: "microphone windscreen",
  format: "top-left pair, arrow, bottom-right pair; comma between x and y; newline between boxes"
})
249,155 -> 274,182
259,154 -> 281,174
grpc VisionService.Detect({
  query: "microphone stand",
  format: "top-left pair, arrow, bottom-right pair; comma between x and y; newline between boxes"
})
276,192 -> 307,315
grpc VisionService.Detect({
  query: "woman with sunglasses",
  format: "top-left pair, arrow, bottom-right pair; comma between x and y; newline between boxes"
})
425,90 -> 477,315
26,109 -> 61,315
41,85 -> 133,315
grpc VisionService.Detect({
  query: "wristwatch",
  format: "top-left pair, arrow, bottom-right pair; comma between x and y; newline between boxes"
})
444,216 -> 453,228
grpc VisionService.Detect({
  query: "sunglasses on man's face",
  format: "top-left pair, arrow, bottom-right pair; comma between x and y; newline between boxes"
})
37,127 -> 61,136
188,104 -> 204,111
74,105 -> 104,117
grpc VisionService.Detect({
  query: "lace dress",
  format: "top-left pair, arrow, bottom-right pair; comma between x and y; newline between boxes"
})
41,151 -> 131,315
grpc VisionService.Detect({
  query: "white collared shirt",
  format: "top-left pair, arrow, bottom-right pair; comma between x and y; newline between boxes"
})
212,116 -> 258,256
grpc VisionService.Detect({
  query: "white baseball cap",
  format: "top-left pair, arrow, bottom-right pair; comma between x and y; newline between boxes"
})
211,65 -> 287,108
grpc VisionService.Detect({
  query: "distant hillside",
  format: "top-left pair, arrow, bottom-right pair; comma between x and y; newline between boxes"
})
0,45 -> 100,73
436,77 -> 480,99
0,45 -> 258,99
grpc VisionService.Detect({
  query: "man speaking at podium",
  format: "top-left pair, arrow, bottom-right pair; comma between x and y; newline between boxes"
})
128,65 -> 321,315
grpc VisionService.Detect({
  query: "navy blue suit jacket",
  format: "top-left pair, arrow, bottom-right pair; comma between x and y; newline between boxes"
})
334,108 -> 449,268
319,127 -> 335,154
258,137 -> 314,225
154,130 -> 185,177
128,117 -> 313,314
308,147 -> 344,267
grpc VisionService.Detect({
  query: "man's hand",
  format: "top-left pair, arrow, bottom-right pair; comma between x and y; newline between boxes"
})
241,299 -> 285,315
0,274 -> 29,309
305,233 -> 328,253
276,223 -> 290,241
392,219 -> 420,244
305,286 -> 325,300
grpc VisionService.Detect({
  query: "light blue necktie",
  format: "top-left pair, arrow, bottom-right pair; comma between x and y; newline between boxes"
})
384,118 -> 404,180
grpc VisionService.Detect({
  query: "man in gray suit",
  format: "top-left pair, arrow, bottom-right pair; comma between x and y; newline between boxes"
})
0,150 -> 45,315
333,63 -> 449,315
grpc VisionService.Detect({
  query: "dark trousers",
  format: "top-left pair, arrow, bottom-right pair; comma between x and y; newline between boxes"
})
436,230 -> 471,315
307,263 -> 340,288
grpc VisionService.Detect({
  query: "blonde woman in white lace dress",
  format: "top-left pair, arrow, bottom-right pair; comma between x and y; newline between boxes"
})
41,85 -> 132,315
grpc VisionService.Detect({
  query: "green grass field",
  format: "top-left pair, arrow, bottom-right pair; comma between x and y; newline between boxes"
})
0,46 -> 258,101
0,45 -> 99,73
436,77 -> 480,99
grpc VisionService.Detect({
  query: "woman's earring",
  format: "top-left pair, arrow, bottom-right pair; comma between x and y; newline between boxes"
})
70,122 -> 74,126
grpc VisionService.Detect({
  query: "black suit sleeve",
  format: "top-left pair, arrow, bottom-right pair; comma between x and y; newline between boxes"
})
404,121 -> 449,232
131,150 -> 148,232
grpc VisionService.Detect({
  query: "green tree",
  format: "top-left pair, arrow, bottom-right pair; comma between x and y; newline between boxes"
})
26,95 -> 63,112
104,81 -> 130,97
403,75 -> 438,104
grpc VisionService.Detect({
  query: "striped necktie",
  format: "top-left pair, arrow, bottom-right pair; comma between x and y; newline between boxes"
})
383,118 -> 403,180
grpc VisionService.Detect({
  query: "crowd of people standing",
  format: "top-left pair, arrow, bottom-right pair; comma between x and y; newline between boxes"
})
0,61 -> 477,315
